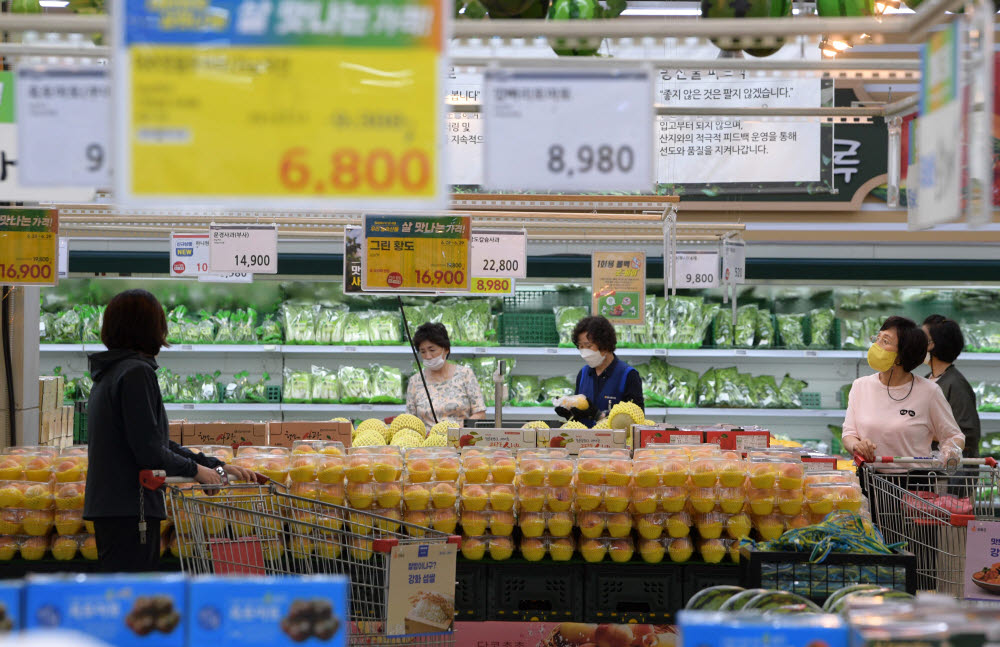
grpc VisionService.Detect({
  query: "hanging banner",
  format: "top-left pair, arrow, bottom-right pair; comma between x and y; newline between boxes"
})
0,208 -> 58,286
362,214 -> 470,292
343,225 -> 363,294
386,543 -> 456,637
592,251 -> 646,326
963,520 -> 1000,601
115,0 -> 446,209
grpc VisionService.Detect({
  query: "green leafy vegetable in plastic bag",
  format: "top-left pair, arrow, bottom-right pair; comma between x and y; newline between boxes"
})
510,375 -> 542,406
540,375 -> 574,406
714,311 -> 733,348
665,364 -> 700,407
713,367 -> 743,408
282,302 -> 318,344
157,368 -> 179,403
282,368 -> 312,403
78,374 -> 93,400
457,300 -> 496,345
840,318 -> 869,350
735,305 -> 758,348
79,305 -> 104,343
338,365 -> 372,403
697,368 -> 717,407
214,310 -> 236,343
756,309 -> 775,349
371,364 -> 404,403
809,308 -> 835,349
342,312 -> 369,344
779,375 -> 808,409
51,309 -> 82,343
39,313 -> 55,343
311,365 -> 341,403
554,306 -> 589,347
256,315 -> 283,344
777,314 -> 806,349
753,375 -> 782,409
315,305 -> 348,344
368,311 -> 402,344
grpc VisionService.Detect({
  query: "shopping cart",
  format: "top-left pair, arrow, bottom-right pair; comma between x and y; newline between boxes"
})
140,470 -> 460,647
856,454 -> 999,598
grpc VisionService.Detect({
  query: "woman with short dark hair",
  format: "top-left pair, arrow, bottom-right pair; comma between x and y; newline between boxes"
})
923,315 -> 980,457
842,315 -> 964,462
562,315 -> 644,427
85,289 -> 255,572
406,322 -> 486,426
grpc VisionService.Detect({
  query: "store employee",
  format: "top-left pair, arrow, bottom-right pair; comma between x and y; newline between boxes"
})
562,315 -> 644,427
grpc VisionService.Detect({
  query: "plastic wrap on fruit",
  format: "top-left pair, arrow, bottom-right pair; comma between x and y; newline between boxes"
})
554,394 -> 592,420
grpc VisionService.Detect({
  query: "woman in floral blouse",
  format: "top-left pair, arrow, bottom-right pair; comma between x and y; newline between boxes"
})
406,323 -> 486,426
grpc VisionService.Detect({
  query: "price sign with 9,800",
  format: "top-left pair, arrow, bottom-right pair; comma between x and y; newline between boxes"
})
671,250 -> 720,289
363,215 -> 470,292
483,68 -> 654,192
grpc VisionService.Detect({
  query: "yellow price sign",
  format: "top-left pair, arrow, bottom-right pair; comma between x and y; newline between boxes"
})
363,215 -> 470,292
0,209 -> 58,286
117,0 -> 445,209
469,277 -> 513,294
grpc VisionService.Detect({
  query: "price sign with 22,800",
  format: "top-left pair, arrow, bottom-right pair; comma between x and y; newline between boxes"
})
484,68 -> 654,192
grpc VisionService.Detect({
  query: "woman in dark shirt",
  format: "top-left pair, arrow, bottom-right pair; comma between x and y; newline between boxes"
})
923,315 -> 980,457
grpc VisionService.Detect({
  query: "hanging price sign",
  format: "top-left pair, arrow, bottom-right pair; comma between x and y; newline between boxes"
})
722,240 -> 746,284
115,0 -> 446,209
470,277 -> 514,294
0,208 -> 58,286
484,67 -> 654,192
363,215 -> 470,292
209,225 -> 277,274
671,250 -> 720,289
470,229 -> 526,279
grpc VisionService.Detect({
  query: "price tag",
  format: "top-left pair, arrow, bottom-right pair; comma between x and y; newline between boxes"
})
470,277 -> 514,294
654,349 -> 667,356
470,229 -> 526,279
363,215 -> 470,292
209,225 -> 278,274
723,240 -> 746,285
359,404 -> 374,411
671,250 -> 720,289
483,68 -> 654,192
199,272 -> 253,283
344,346 -> 358,353
171,233 -> 211,278
116,0 -> 445,209
180,345 -> 193,351
183,404 -> 194,410
735,349 -> 748,356
58,237 -> 68,279
474,347 -> 486,354
0,208 -> 57,286
17,67 -> 111,188
546,348 -> 559,354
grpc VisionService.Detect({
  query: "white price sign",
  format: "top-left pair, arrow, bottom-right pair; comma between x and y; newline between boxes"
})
722,240 -> 746,285
171,233 -> 211,277
470,229 -> 526,279
199,272 -> 253,283
672,250 -> 720,289
16,68 -> 110,188
483,68 -> 654,192
209,225 -> 277,274
58,237 -> 68,279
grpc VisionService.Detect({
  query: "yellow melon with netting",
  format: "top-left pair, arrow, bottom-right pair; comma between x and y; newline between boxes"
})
389,414 -> 426,440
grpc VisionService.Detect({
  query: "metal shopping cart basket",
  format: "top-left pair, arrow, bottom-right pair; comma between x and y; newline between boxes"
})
856,455 -> 1000,598
141,470 -> 461,647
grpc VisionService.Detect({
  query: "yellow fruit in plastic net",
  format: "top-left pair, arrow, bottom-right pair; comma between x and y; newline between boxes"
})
0,486 -> 24,508
429,420 -> 460,437
489,512 -> 515,536
461,537 -> 486,560
547,512 -> 573,537
520,538 -> 545,562
80,536 -> 98,560
665,514 -> 691,539
549,538 -> 574,561
608,401 -> 645,430
609,539 -> 634,563
636,515 -> 663,540
668,538 -> 694,563
51,536 -> 78,561
423,434 -> 448,448
20,537 -> 48,560
488,537 -> 514,561
404,484 -> 430,511
55,511 -> 83,536
23,484 -> 52,510
521,421 -> 550,431
699,539 -> 727,564
23,510 -> 53,536
727,514 -> 752,539
579,538 -> 607,563
639,538 -> 665,563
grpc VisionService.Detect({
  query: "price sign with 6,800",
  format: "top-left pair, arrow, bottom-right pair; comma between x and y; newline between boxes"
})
209,225 -> 278,274
483,68 -> 654,192
672,250 -> 720,289
363,215 -> 470,292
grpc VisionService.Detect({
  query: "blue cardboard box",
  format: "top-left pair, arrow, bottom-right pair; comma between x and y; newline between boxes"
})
0,580 -> 23,633
25,574 -> 186,646
679,610 -> 849,647
189,576 -> 349,647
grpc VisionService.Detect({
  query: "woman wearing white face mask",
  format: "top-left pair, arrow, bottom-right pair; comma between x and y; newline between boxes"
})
405,322 -> 486,426
559,315 -> 644,427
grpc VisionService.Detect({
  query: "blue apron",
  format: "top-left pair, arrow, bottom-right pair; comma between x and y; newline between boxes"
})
576,357 -> 636,428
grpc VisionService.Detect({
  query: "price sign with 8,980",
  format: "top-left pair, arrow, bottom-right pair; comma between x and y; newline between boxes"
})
483,68 -> 654,192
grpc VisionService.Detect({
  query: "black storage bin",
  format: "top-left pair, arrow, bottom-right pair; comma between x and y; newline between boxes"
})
585,563 -> 683,624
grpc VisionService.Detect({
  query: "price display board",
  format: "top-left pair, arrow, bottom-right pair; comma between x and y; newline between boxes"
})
386,543 -> 456,637
483,68 -> 654,192
172,232 -> 255,282
722,240 -> 746,284
115,0 -> 446,209
209,225 -> 277,274
469,277 -> 514,294
16,68 -> 111,188
343,225 -> 364,294
0,208 -> 58,286
592,251 -> 645,326
470,229 -> 526,279
363,215 -> 470,292
670,250 -> 720,289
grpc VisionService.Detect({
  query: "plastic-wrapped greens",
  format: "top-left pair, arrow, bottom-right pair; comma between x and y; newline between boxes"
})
756,309 -> 775,349
697,368 -> 717,407
974,382 -> 1000,412
256,315 -> 283,344
540,376 -> 574,406
663,296 -> 715,348
79,305 -> 104,343
455,300 -> 496,345
437,304 -> 462,343
214,310 -> 236,343
713,310 -> 733,348
778,375 -> 808,409
776,314 -> 807,349
51,309 -> 82,343
665,364 -> 700,407
840,318 -> 869,350
78,374 -> 93,400
645,358 -> 670,406
836,289 -> 863,311
62,377 -> 78,402
966,321 -> 1000,352
231,308 -> 257,343
341,312 -> 369,344
371,364 -> 404,403
338,365 -> 372,403
167,306 -> 193,344
510,375 -> 542,406
753,375 -> 782,409
311,365 -> 341,403
157,368 -> 179,403
246,373 -> 270,403
39,313 -> 55,343
808,308 -> 836,349
282,368 -> 313,403
460,356 -> 515,407
713,367 -> 743,408
368,311 -> 402,344
191,311 -> 216,344
224,371 -> 251,402
554,306 -> 589,347
312,305 -> 347,344
282,302 -> 318,344
735,305 -> 758,348
188,373 -> 220,403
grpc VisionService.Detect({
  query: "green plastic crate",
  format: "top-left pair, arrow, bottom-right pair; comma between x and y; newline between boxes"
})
72,401 -> 87,444
503,290 -> 582,313
267,385 -> 282,403
800,391 -> 823,409
499,312 -> 559,347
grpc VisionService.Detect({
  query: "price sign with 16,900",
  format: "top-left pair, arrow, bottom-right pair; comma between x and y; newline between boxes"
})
0,208 -> 58,286
672,250 -> 720,289
363,215 -> 470,292
483,67 -> 654,192
116,0 -> 445,209
209,225 -> 277,274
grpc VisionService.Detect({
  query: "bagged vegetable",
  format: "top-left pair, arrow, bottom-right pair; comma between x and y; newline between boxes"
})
189,373 -> 220,403
510,375 -> 542,406
191,311 -> 216,344
697,368 -> 717,407
554,306 -> 590,347
311,365 -> 341,403
157,368 -> 179,403
457,300 -> 496,345
540,376 -> 575,406
51,308 -> 82,343
840,318 -> 869,350
78,374 -> 93,400
79,305 -> 104,343
756,309 -> 775,349
368,311 -> 402,344
777,314 -> 806,349
246,373 -> 270,403
214,310 -> 236,343
643,359 -> 667,406
371,364 -> 404,403
808,308 -> 836,349
39,313 -> 55,343
342,312 -> 369,344
665,364 -> 700,407
338,365 -> 372,403
224,371 -> 250,402
735,304 -> 758,348
664,296 -> 714,347
282,302 -> 318,344
713,367 -> 743,408
167,306 -> 193,344
232,308 -> 257,343
314,305 -> 348,344
752,375 -> 782,409
256,315 -> 283,344
778,375 -> 808,409
282,368 -> 313,403
713,310 -> 733,348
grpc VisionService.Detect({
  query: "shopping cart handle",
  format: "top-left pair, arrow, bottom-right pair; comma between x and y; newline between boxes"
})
985,457 -> 998,469
140,469 -> 166,490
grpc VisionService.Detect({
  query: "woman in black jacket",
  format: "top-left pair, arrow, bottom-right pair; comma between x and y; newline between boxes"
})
923,315 -> 980,457
84,289 -> 255,572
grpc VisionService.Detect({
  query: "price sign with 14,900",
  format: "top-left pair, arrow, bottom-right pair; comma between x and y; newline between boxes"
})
483,68 -> 654,192
209,225 -> 277,274
671,250 -> 720,289
0,208 -> 58,286
363,215 -> 470,292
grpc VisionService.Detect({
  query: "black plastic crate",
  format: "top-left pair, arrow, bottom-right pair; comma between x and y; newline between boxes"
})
585,563 -> 683,624
488,561 -> 583,621
681,564 -> 742,607
740,548 -> 917,603
73,401 -> 88,444
456,560 -> 488,621
499,313 -> 559,347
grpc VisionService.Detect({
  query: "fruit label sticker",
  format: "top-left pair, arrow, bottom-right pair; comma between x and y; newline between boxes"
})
963,520 -> 1000,600
363,214 -> 470,292
592,251 -> 645,326
386,543 -> 457,637
115,0 -> 446,209
0,208 -> 58,286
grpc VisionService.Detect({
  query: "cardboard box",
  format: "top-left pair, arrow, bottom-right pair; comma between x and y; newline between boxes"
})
704,429 -> 771,452
536,427 -> 627,453
38,375 -> 64,413
24,574 -> 187,646
183,423 -> 267,451
268,422 -> 351,449
632,426 -> 703,449
168,421 -> 184,445
447,427 -> 537,449
188,575 -> 349,647
0,580 -> 22,632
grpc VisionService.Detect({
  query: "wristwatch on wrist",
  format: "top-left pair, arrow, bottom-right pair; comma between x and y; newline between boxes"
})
215,465 -> 229,485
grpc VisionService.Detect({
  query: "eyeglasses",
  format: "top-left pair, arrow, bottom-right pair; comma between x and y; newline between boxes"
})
870,334 -> 896,346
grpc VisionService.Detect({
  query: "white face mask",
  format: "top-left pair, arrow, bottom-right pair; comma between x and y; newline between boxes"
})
424,355 -> 446,371
924,352 -> 932,366
580,348 -> 604,368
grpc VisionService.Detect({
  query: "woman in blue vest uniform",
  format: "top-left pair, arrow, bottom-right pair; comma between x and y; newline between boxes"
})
558,315 -> 644,427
